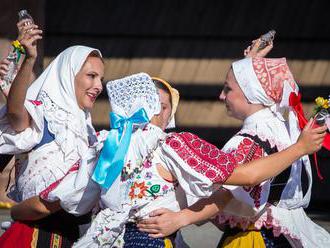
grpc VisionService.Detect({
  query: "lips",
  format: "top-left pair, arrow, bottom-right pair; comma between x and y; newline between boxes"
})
87,92 -> 97,102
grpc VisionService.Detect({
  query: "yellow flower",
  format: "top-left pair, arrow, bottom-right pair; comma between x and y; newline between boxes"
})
322,99 -> 329,109
11,40 -> 25,54
315,97 -> 325,107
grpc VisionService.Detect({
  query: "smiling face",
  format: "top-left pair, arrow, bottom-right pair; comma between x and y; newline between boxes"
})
74,55 -> 104,111
150,89 -> 172,130
219,68 -> 252,120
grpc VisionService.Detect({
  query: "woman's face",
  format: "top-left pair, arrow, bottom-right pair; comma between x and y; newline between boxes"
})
75,56 -> 104,110
151,89 -> 172,130
219,69 -> 250,120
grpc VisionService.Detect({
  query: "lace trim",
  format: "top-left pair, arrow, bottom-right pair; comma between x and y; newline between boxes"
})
37,91 -> 92,159
217,205 -> 300,241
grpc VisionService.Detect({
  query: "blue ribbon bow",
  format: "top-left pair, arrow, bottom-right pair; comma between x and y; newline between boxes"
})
92,108 -> 149,189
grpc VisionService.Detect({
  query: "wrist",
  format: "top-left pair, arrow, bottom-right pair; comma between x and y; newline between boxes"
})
24,56 -> 37,63
292,142 -> 305,157
177,210 -> 192,228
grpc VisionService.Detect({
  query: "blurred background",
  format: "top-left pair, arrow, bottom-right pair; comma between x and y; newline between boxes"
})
1,0 -> 329,213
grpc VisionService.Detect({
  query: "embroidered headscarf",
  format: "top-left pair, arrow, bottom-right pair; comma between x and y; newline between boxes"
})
232,57 -> 298,109
26,45 -> 102,161
152,77 -> 180,129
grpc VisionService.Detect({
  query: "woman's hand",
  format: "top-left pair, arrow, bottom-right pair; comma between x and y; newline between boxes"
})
297,119 -> 327,155
17,20 -> 37,41
244,38 -> 273,58
0,58 -> 10,80
18,24 -> 42,60
137,208 -> 187,238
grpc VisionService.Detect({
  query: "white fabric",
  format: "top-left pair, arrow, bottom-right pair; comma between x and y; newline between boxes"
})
232,58 -> 275,106
0,103 -> 43,154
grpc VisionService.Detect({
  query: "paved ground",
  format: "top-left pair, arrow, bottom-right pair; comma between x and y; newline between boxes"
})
1,209 -> 330,247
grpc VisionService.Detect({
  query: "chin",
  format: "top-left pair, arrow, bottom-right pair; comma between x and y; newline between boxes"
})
82,103 -> 94,111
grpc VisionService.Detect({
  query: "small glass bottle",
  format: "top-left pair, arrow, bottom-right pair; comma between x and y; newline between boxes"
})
0,10 -> 34,92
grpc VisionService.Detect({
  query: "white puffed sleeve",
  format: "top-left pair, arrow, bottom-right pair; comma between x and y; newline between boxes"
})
0,100 -> 44,154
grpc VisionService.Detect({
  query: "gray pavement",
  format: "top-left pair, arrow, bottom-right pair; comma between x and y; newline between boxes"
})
1,209 -> 330,247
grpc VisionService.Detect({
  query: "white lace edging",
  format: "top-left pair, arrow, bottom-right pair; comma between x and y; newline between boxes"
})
217,205 -> 300,242
38,91 -> 92,161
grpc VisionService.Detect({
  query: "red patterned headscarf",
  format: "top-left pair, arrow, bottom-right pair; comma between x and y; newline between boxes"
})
232,57 -> 298,107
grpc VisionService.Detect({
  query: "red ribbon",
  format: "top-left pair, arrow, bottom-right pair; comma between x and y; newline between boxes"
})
289,92 -> 330,180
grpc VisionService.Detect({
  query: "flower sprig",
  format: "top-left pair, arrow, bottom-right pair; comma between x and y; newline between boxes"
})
12,40 -> 25,54
314,96 -> 329,115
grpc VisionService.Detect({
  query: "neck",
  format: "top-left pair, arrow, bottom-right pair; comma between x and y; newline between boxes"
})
244,104 -> 265,119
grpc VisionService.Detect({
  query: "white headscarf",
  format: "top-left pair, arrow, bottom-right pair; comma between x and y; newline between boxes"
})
26,45 -> 102,161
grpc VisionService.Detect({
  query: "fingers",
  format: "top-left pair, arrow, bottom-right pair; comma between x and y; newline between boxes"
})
304,118 -> 314,131
19,24 -> 39,34
0,59 -> 10,78
149,208 -> 171,217
149,233 -> 166,238
20,32 -> 43,47
137,223 -> 159,230
17,20 -> 34,28
138,216 -> 159,225
138,228 -> 160,234
312,125 -> 327,134
260,42 -> 273,55
250,39 -> 261,54
19,28 -> 43,41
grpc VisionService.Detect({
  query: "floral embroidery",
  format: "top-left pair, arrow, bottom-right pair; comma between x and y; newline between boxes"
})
166,132 -> 238,183
252,57 -> 296,103
143,159 -> 152,169
147,184 -> 161,198
234,137 -> 264,208
129,182 -> 148,200
144,172 -> 153,180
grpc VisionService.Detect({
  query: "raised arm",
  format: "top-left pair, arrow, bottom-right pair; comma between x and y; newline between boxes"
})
225,120 -> 326,186
7,24 -> 42,132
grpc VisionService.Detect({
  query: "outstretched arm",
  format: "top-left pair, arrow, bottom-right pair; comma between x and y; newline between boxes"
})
224,120 -> 326,186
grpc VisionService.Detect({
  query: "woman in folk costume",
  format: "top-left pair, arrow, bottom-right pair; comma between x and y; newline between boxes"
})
0,43 -> 104,247
216,57 -> 330,248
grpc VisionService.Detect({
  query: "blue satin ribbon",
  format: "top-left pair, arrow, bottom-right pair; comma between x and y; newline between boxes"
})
92,108 -> 149,189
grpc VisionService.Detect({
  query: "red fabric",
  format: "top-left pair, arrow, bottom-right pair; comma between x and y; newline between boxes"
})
0,222 -> 35,248
252,57 -> 296,103
235,137 -> 264,208
166,132 -> 240,184
28,99 -> 43,106
289,92 -> 330,180
39,160 -> 80,200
